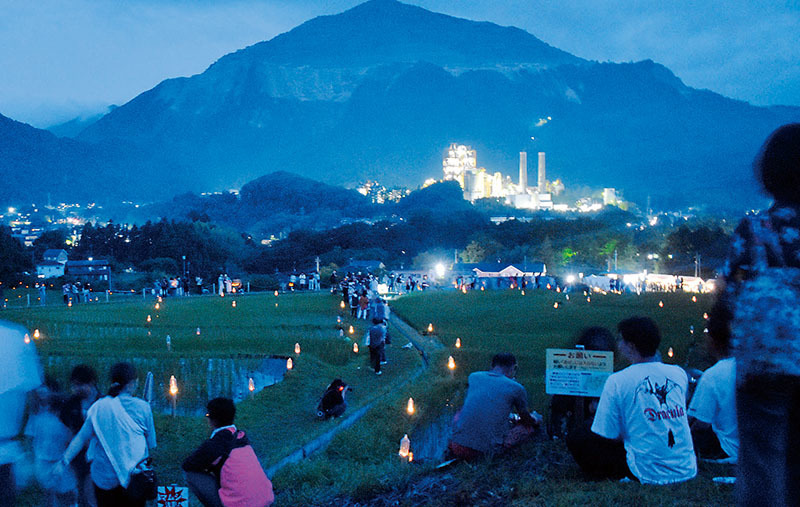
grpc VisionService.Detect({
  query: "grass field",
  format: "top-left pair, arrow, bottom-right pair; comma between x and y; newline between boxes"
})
3,289 -> 735,506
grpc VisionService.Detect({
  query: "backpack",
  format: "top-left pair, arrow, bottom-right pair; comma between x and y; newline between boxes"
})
218,430 -> 274,507
730,215 -> 800,378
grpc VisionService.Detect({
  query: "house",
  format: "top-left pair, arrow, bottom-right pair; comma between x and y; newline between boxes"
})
343,260 -> 386,274
452,262 -> 546,278
66,259 -> 111,281
43,249 -> 69,264
36,261 -> 66,279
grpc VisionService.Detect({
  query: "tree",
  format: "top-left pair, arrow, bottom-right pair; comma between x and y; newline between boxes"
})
0,227 -> 32,285
459,240 -> 487,263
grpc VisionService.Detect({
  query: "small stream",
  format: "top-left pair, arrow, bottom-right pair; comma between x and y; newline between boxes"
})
41,355 -> 289,415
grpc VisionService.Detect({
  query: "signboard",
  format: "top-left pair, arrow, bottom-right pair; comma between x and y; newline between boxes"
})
545,348 -> 613,397
157,485 -> 189,507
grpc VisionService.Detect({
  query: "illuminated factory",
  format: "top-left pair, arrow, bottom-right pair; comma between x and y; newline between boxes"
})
442,143 -> 563,210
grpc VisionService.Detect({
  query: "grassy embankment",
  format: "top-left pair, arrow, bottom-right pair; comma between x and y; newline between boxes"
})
273,289 -> 735,506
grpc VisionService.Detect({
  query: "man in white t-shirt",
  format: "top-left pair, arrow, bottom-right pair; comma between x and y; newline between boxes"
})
687,301 -> 738,461
590,317 -> 697,484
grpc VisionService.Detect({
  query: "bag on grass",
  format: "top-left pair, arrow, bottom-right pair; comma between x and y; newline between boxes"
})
127,457 -> 157,500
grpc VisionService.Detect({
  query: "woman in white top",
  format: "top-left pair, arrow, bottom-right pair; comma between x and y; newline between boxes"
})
59,362 -> 156,507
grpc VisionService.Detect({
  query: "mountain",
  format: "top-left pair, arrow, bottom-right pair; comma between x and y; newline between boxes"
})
47,108 -> 113,138
3,0 -> 799,208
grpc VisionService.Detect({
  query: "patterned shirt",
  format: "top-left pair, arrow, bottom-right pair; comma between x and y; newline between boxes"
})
723,203 -> 800,377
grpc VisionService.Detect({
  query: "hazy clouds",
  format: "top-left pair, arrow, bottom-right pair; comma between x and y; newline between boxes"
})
1,0 -> 797,127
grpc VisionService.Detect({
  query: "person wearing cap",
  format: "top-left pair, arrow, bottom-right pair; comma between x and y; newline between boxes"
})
182,398 -> 273,507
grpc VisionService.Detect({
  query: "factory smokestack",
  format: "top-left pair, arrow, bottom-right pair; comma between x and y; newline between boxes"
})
537,152 -> 546,193
519,152 -> 528,190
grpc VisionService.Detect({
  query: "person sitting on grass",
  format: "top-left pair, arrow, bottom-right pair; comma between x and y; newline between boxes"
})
182,398 -> 274,507
688,300 -> 738,461
447,353 -> 543,460
574,317 -> 697,484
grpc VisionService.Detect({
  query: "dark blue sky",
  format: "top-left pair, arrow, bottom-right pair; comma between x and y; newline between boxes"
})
1,0 -> 798,127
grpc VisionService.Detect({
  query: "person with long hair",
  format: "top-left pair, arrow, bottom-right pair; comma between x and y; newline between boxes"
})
58,362 -> 156,507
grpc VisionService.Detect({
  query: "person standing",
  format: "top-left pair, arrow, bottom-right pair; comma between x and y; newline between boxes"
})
721,124 -> 800,506
60,365 -> 100,507
59,362 -> 156,507
368,319 -> 386,375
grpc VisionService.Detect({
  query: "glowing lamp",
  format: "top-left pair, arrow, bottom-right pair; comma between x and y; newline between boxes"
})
461,287 -> 467,294
337,316 -> 342,323
353,342 -> 359,353
407,397 -> 415,415
399,434 -> 410,458
248,378 -> 255,392
158,296 -> 163,303
68,301 -> 72,307
24,333 -> 30,344
658,301 -> 664,308
146,315 -> 152,323
455,337 -> 461,348
286,358 -> 293,370
196,327 -> 201,336
232,300 -> 236,307
691,296 -> 697,303
553,302 -> 559,309
169,376 -> 178,396
703,313 -> 709,320
349,325 -> 355,335
33,329 -> 40,339
340,301 -> 346,309
447,356 -> 456,370
274,290 -> 279,297
521,290 -> 525,295
408,451 -> 414,462
155,303 -> 160,310
480,286 -> 485,291
427,323 -> 434,334
557,287 -> 561,293
587,297 -> 591,303
667,347 -> 674,358
294,342 -> 301,354
546,284 -> 551,290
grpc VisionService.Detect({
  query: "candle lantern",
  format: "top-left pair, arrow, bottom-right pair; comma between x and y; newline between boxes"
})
33,329 -> 40,339
427,323 -> 434,334
340,301 -> 346,309
447,356 -> 456,371
353,342 -> 359,353
248,377 -> 255,392
703,313 -> 709,320
658,301 -> 664,308
24,333 -> 30,344
691,295 -> 697,303
274,290 -> 279,297
349,325 -> 355,335
196,327 -> 201,336
286,358 -> 293,370
146,315 -> 152,323
169,375 -> 178,396
398,434 -> 410,458
455,337 -> 461,348
587,297 -> 591,303
553,302 -> 559,309
232,300 -> 237,308
407,397 -> 415,415
667,347 -> 674,358
155,303 -> 160,310
294,343 -> 301,354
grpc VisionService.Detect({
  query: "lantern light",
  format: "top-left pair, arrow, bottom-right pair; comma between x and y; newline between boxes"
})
196,327 -> 201,336
349,325 -> 355,335
553,302 -> 559,309
408,451 -> 414,462
587,297 -> 591,303
703,313 -> 709,320
232,300 -> 237,308
691,295 -> 697,303
155,303 -> 160,310
146,315 -> 152,323
399,434 -> 410,458
286,358 -> 293,370
169,375 -> 178,396
274,290 -> 279,297
33,329 -> 40,339
248,378 -> 255,392
455,337 -> 461,348
340,301 -> 346,309
406,397 -> 415,415
353,342 -> 359,353
447,356 -> 456,370
24,333 -> 30,344
658,301 -> 664,308
427,323 -> 434,334
667,347 -> 674,358
294,343 -> 301,354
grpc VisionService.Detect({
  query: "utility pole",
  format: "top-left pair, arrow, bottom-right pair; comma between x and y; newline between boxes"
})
614,249 -> 618,272
315,256 -> 320,273
694,253 -> 701,278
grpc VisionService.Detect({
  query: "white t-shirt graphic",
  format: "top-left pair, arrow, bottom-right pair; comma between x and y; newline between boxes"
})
688,357 -> 738,460
592,362 -> 697,484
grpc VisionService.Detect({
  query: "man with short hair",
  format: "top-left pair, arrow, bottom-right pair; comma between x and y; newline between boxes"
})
448,354 -> 542,459
182,398 -> 273,507
587,317 -> 697,484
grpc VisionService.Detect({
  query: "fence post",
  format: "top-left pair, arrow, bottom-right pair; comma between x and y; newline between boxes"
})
106,290 -> 110,303
247,282 -> 250,293
142,288 -> 146,300
27,294 -> 30,306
